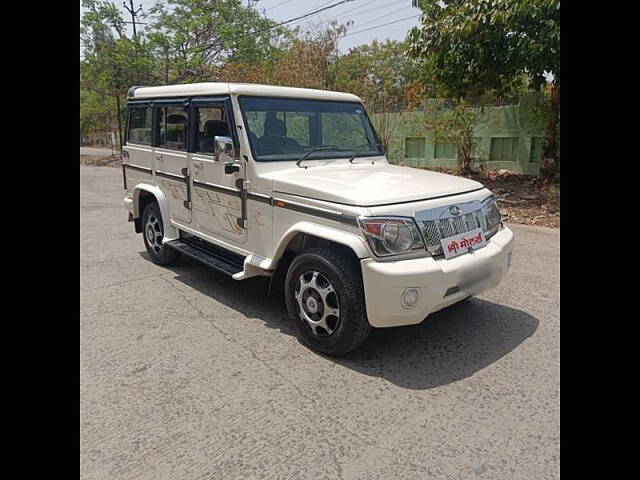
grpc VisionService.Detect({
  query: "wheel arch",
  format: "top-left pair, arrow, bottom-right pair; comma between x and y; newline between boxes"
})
133,184 -> 179,241
267,221 -> 370,295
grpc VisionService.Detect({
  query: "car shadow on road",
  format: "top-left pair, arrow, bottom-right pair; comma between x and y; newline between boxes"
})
146,252 -> 539,390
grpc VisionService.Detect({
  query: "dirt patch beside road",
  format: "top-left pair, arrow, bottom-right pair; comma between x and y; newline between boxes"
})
80,154 -> 121,168
421,167 -> 560,228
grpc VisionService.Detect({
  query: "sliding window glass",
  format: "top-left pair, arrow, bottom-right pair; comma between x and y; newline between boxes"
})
156,106 -> 188,151
127,107 -> 152,145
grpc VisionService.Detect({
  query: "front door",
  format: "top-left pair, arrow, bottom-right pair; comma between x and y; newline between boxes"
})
190,99 -> 247,245
153,102 -> 192,225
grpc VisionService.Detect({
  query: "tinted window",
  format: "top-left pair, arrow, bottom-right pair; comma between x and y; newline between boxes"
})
239,97 -> 382,162
127,107 -> 152,145
157,106 -> 187,151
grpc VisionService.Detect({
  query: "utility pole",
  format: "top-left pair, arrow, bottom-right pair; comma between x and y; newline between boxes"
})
123,0 -> 143,37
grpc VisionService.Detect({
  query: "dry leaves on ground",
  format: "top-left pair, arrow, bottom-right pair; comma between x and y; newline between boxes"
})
80,154 -> 122,168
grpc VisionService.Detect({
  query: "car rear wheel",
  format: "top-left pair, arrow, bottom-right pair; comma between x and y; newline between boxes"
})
142,202 -> 180,265
285,247 -> 371,356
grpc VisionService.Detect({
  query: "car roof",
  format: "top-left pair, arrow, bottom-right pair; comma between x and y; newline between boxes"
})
129,82 -> 362,103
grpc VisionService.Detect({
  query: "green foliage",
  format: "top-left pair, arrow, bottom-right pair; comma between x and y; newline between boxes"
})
146,0 -> 289,83
407,0 -> 560,98
424,100 -> 482,174
81,0 -> 158,92
79,0 -> 560,178
407,0 -> 560,175
81,0 -> 161,147
334,39 -> 418,110
80,88 -> 116,139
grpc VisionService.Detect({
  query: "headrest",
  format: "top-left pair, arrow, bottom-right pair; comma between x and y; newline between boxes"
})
203,120 -> 229,138
264,118 -> 286,136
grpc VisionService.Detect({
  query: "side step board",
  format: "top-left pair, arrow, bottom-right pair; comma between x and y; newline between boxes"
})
165,239 -> 244,276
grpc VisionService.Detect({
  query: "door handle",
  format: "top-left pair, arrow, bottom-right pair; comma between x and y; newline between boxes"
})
224,162 -> 240,174
192,160 -> 203,169
155,154 -> 164,161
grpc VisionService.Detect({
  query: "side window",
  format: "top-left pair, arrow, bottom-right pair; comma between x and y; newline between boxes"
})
127,107 -> 152,145
195,106 -> 228,154
156,106 -> 187,151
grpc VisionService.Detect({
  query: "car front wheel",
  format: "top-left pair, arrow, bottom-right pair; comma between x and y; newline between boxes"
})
285,247 -> 372,356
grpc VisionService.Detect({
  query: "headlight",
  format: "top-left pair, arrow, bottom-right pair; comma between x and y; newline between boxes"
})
358,217 -> 426,257
482,195 -> 501,232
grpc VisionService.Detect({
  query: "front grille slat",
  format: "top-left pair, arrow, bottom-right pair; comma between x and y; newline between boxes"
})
452,216 -> 466,234
418,200 -> 499,259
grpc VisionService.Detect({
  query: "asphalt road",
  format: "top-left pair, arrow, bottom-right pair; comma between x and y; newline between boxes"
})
80,165 -> 560,480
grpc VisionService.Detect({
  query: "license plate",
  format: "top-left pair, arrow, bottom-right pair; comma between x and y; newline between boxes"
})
460,263 -> 493,289
440,228 -> 487,259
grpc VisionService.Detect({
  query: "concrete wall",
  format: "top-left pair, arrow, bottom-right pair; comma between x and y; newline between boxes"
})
375,93 -> 545,175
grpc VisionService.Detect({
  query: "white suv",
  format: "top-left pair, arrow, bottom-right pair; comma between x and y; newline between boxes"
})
122,82 -> 514,356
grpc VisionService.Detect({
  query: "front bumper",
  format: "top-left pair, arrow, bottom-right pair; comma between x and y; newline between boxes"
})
361,225 -> 514,327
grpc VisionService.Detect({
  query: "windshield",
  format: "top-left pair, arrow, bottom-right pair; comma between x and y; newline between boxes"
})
238,96 -> 384,162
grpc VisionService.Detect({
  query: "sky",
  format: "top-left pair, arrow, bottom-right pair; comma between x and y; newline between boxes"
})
251,0 -> 422,52
80,0 -> 422,57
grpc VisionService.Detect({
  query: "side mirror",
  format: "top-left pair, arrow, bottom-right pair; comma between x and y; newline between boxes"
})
214,136 -> 234,162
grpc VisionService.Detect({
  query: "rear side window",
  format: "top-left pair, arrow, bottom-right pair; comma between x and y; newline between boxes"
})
157,106 -> 188,151
127,107 -> 152,145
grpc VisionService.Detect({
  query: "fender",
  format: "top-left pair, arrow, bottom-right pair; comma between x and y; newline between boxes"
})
272,221 -> 370,265
262,221 -> 370,294
133,183 -> 179,242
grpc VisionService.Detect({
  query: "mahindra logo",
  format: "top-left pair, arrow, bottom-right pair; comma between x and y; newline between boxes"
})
449,205 -> 461,216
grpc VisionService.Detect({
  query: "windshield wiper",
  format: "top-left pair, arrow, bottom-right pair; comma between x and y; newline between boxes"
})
348,143 -> 383,163
296,145 -> 341,167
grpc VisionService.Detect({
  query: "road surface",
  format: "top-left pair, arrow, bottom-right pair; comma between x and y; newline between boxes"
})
80,165 -> 559,480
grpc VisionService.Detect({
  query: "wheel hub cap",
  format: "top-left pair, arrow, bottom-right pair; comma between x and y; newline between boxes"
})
294,270 -> 340,337
306,297 -> 318,313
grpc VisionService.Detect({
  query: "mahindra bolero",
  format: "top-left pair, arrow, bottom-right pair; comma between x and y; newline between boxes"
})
122,82 -> 514,356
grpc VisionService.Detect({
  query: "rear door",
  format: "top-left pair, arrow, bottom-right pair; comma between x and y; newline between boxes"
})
190,97 -> 247,245
152,99 -> 192,225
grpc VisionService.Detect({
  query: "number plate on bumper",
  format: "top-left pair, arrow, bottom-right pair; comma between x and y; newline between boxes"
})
440,228 -> 487,259
459,263 -> 494,291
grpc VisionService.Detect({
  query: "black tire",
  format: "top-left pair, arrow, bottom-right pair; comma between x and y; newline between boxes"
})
141,202 -> 180,266
285,247 -> 372,356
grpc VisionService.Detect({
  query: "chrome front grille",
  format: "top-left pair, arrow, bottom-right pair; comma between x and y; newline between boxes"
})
415,197 -> 501,258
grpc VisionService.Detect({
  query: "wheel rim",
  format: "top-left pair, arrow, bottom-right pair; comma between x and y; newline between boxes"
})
294,270 -> 340,336
145,214 -> 163,255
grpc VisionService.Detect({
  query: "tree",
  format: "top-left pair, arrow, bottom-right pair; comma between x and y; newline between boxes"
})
81,0 -> 158,150
334,39 -> 417,109
407,0 -> 560,176
80,88 -> 117,144
145,0 -> 288,83
216,21 -> 348,90
333,39 -> 423,154
425,100 -> 482,174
